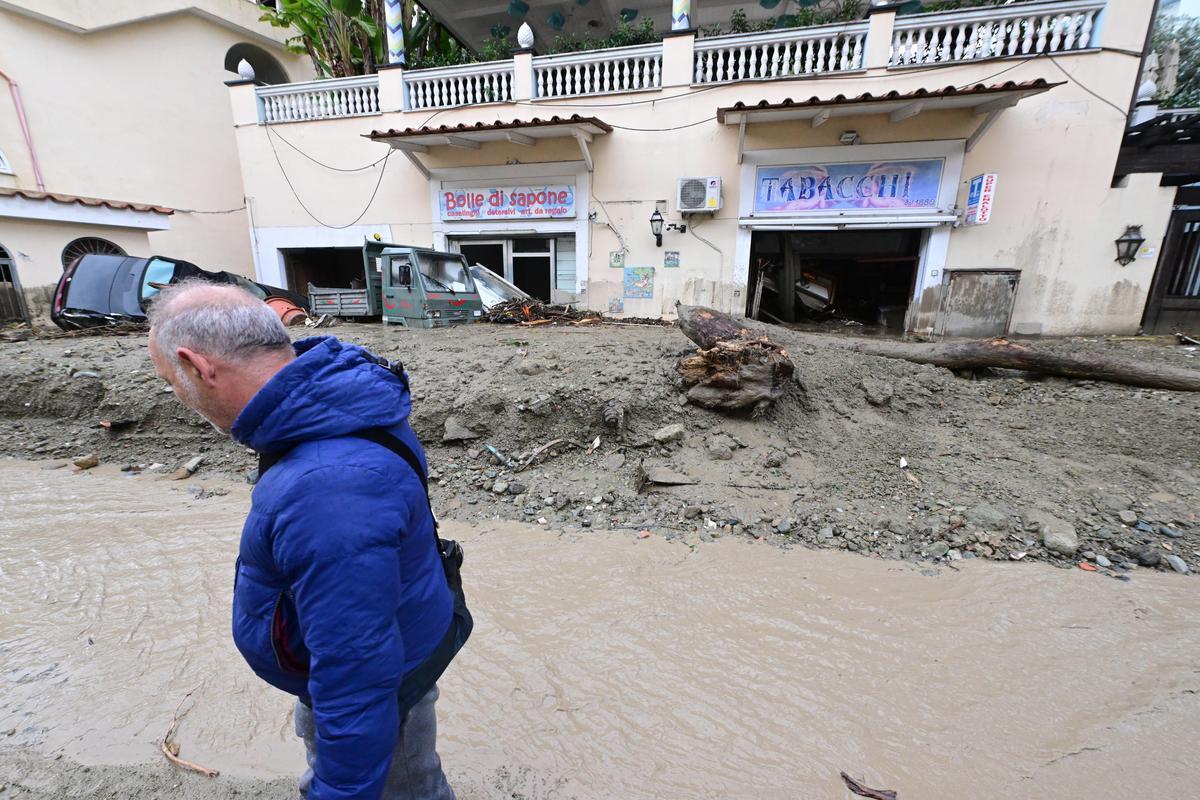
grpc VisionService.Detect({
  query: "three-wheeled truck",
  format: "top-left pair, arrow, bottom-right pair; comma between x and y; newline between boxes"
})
308,240 -> 484,328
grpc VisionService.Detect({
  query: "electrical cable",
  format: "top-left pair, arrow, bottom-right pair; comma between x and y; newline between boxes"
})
1045,53 -> 1130,116
267,125 -> 390,172
266,125 -> 393,229
609,115 -> 717,131
173,205 -> 247,214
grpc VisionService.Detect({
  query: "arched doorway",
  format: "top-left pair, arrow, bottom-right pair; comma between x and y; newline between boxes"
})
224,43 -> 290,85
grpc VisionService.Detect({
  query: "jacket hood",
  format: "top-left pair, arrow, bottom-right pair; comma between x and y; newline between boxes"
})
232,337 -> 411,453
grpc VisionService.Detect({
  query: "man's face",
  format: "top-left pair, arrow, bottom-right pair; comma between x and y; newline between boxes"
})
148,331 -> 233,434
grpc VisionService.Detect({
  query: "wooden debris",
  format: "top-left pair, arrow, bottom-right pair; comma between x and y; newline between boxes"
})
161,688 -> 219,779
787,333 -> 1200,392
674,302 -> 796,414
840,771 -> 897,800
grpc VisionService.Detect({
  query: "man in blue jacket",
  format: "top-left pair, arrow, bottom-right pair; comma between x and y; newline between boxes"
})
148,281 -> 463,800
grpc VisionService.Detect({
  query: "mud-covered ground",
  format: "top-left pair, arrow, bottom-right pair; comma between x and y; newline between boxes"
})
2,319 -> 1199,575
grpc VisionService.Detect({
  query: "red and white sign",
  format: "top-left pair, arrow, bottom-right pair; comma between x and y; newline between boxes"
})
965,173 -> 997,226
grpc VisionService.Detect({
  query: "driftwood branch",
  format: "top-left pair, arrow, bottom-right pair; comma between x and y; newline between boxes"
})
161,688 -> 220,779
787,333 -> 1200,392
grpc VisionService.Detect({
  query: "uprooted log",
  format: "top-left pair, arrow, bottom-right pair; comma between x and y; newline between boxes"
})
675,303 -> 796,413
787,333 -> 1200,392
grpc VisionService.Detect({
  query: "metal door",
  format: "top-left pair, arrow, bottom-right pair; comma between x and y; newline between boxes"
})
1143,208 -> 1200,334
0,246 -> 30,325
935,270 -> 1020,338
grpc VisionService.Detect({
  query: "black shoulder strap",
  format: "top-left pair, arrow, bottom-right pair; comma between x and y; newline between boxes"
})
256,427 -> 437,535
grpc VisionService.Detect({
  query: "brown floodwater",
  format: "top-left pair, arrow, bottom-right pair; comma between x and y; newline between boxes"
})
1,460 -> 1197,799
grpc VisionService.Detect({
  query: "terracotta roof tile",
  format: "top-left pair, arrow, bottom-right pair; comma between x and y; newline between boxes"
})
0,187 -> 173,214
366,114 -> 611,139
716,79 -> 1060,122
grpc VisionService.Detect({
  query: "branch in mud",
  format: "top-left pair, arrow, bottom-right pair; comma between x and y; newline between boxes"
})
674,302 -> 797,414
787,333 -> 1200,392
161,688 -> 219,779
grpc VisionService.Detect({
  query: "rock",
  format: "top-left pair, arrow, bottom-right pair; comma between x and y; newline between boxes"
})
861,378 -> 894,407
492,480 -> 510,495
1135,546 -> 1161,567
1095,554 -> 1112,568
1159,526 -> 1184,539
72,370 -> 101,379
245,469 -> 260,485
969,503 -> 1009,531
1034,513 -> 1079,557
706,443 -> 733,461
643,466 -> 697,486
1165,554 -> 1189,574
682,505 -> 703,520
442,415 -> 478,442
183,455 -> 204,474
817,527 -> 834,542
763,451 -> 786,468
515,361 -> 543,376
603,452 -> 626,471
653,424 -> 685,444
776,520 -> 793,533
927,541 -> 950,558
73,453 -> 99,470
508,482 -> 527,496
1117,510 -> 1138,525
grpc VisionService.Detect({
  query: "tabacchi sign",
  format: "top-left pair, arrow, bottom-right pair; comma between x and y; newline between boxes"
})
440,185 -> 576,221
754,159 -> 945,214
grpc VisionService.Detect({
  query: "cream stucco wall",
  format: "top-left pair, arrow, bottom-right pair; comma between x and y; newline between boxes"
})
228,0 -> 1172,335
0,2 -> 312,292
0,218 -> 151,294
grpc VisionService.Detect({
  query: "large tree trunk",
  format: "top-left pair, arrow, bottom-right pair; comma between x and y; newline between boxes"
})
675,303 -> 797,414
790,333 -> 1200,392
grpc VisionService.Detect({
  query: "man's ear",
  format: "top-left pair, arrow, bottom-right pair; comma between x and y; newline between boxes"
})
176,347 -> 217,385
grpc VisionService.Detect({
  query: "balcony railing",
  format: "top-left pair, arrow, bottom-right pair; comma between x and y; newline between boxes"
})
258,75 -> 380,123
534,43 -> 663,99
694,22 -> 868,84
249,0 -> 1109,124
402,60 -> 515,111
890,0 -> 1104,67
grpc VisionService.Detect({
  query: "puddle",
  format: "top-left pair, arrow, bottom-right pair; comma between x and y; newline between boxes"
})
1,461 -> 1198,798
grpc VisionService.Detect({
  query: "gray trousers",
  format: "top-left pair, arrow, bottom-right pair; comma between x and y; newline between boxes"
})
295,686 -> 455,800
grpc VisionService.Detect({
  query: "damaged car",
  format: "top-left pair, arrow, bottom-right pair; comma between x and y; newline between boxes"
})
51,254 -> 308,331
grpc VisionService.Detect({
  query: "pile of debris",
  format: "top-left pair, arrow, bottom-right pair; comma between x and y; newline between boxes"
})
485,298 -> 602,326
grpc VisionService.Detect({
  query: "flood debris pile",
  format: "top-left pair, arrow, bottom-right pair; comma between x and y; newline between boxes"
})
484,298 -> 601,325
1,320 -> 1198,574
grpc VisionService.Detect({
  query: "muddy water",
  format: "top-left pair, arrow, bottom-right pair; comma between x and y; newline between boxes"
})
1,461 -> 1198,799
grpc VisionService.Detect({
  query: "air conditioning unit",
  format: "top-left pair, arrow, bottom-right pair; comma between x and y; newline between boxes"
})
677,176 -> 722,213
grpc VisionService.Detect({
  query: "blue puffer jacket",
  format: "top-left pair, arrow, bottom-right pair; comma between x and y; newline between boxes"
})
230,336 -> 453,800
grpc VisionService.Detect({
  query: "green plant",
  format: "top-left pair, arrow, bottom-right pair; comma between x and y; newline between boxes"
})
543,18 -> 659,55
1153,15 -> 1200,109
260,0 -> 380,77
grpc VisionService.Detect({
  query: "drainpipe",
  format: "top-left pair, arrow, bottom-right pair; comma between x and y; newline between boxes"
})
0,66 -> 45,191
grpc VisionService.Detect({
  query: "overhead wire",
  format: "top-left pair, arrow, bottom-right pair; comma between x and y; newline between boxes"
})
265,123 -> 393,229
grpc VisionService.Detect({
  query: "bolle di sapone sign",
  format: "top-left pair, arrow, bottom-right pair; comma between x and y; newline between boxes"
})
440,185 -> 576,221
753,159 -> 945,214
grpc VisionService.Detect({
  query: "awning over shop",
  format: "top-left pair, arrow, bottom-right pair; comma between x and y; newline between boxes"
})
718,79 -> 1061,162
365,115 -> 612,177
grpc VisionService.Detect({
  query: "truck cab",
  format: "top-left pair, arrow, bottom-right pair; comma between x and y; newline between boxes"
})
369,241 -> 484,328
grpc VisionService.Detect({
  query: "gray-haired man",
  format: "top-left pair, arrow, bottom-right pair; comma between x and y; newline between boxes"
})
149,281 -> 466,800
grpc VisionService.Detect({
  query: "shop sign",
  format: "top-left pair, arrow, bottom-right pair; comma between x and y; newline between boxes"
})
440,185 -> 575,221
964,173 -> 997,225
754,159 -> 944,214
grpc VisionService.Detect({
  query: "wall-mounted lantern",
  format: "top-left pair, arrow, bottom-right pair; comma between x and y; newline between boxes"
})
1115,225 -> 1145,266
650,209 -> 664,247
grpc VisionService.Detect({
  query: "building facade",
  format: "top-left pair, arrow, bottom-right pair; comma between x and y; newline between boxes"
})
225,0 -> 1174,336
0,0 -> 312,314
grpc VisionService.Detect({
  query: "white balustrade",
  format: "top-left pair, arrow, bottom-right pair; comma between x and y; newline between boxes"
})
533,43 -> 663,98
402,61 -> 515,110
693,22 -> 868,84
890,0 -> 1104,67
257,75 -> 380,123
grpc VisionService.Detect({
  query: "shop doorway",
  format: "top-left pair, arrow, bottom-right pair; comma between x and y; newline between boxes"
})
454,236 -> 573,303
746,229 -> 923,330
280,247 -> 368,297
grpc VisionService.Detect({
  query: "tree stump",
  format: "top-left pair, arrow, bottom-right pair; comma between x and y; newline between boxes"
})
674,303 -> 796,414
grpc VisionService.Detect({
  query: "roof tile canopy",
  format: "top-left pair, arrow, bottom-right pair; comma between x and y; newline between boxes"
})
0,188 -> 173,215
